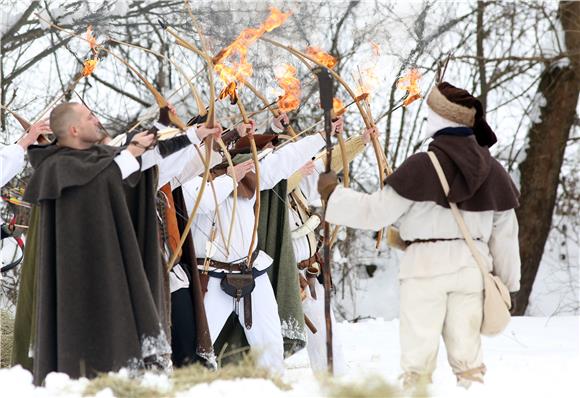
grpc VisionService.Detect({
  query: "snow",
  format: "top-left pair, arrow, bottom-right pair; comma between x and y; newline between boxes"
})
0,9 -> 24,37
1,316 -> 578,397
140,372 -> 171,392
175,379 -> 286,398
110,1 -> 129,17
529,93 -> 547,125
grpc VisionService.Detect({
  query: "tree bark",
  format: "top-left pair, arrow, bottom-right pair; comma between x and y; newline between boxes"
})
513,1 -> 580,315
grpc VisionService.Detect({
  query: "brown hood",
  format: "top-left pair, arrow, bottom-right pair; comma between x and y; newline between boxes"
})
24,143 -> 124,204
385,134 -> 519,211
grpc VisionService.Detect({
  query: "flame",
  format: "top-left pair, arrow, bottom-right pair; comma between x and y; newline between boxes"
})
333,97 -> 346,117
218,81 -> 239,105
86,25 -> 97,54
275,64 -> 301,112
355,93 -> 369,103
370,41 -> 381,57
305,47 -> 337,69
357,68 -> 380,99
213,7 -> 291,86
397,68 -> 422,106
82,26 -> 98,77
82,58 -> 98,77
355,42 -> 383,99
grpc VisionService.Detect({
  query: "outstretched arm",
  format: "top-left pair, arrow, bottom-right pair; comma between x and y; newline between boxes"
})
259,134 -> 326,190
325,184 -> 413,231
181,174 -> 235,214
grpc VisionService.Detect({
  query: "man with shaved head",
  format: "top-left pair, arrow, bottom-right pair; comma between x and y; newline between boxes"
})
21,101 -> 221,384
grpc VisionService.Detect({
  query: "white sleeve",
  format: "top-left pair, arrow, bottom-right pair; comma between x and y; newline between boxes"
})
0,144 -> 25,187
139,146 -> 162,171
139,124 -> 200,172
259,134 -> 326,191
169,147 -> 222,190
113,150 -> 140,179
154,126 -> 218,188
298,158 -> 326,205
180,174 -> 236,214
326,184 -> 413,231
488,209 -> 521,292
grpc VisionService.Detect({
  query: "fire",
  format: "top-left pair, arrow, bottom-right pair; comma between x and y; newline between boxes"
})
213,7 -> 291,86
397,68 -> 422,106
370,41 -> 381,57
215,62 -> 252,86
355,93 -> 369,102
305,47 -> 337,69
82,59 -> 98,77
218,81 -> 239,105
82,26 -> 99,77
333,97 -> 346,117
357,67 -> 380,99
86,25 -> 97,54
356,42 -> 382,99
275,64 -> 301,112
263,7 -> 291,32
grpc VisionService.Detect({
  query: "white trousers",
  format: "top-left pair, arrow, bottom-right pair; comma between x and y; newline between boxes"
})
301,273 -> 346,376
205,272 -> 284,374
399,267 -> 484,378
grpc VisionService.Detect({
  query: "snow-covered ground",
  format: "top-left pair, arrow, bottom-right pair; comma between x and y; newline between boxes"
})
1,316 -> 578,397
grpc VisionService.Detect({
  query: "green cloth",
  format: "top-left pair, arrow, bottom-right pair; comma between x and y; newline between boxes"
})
259,181 -> 306,356
12,205 -> 40,371
213,181 -> 306,362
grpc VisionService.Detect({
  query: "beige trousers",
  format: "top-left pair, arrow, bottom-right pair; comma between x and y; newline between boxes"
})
399,267 -> 484,378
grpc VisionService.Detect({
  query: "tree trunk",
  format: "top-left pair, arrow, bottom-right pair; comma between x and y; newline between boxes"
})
513,1 -> 580,315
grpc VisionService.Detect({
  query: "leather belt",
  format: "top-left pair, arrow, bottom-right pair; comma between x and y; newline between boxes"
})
196,250 -> 259,272
298,251 -> 322,270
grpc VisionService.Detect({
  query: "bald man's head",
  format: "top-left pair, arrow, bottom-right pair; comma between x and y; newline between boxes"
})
49,102 -> 104,149
49,102 -> 82,140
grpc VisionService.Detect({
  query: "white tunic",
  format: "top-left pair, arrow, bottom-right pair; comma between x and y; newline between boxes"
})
0,144 -> 25,187
326,184 -> 521,292
182,134 -> 326,271
112,126 -> 221,186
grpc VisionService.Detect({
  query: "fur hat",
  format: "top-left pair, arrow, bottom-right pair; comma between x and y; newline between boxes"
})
427,82 -> 497,147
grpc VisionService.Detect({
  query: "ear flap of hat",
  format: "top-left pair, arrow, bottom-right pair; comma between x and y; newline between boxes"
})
473,117 -> 497,147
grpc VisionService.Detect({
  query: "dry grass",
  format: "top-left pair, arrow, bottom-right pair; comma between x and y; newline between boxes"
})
83,374 -> 162,398
83,353 -> 289,397
172,354 -> 289,392
325,375 -> 429,398
1,309 -> 14,368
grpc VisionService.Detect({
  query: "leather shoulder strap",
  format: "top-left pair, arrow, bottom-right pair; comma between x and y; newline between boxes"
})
427,151 -> 490,280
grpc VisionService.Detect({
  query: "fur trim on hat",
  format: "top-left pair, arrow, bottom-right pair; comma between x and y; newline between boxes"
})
427,86 -> 476,127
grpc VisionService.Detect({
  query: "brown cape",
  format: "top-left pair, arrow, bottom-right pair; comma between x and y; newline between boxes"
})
385,134 -> 519,211
24,144 -> 170,384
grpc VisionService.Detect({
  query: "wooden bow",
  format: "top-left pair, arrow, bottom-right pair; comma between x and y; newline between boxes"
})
259,37 -> 393,248
0,105 -> 51,144
159,18 -> 243,258
160,21 -> 265,264
234,91 -> 261,265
